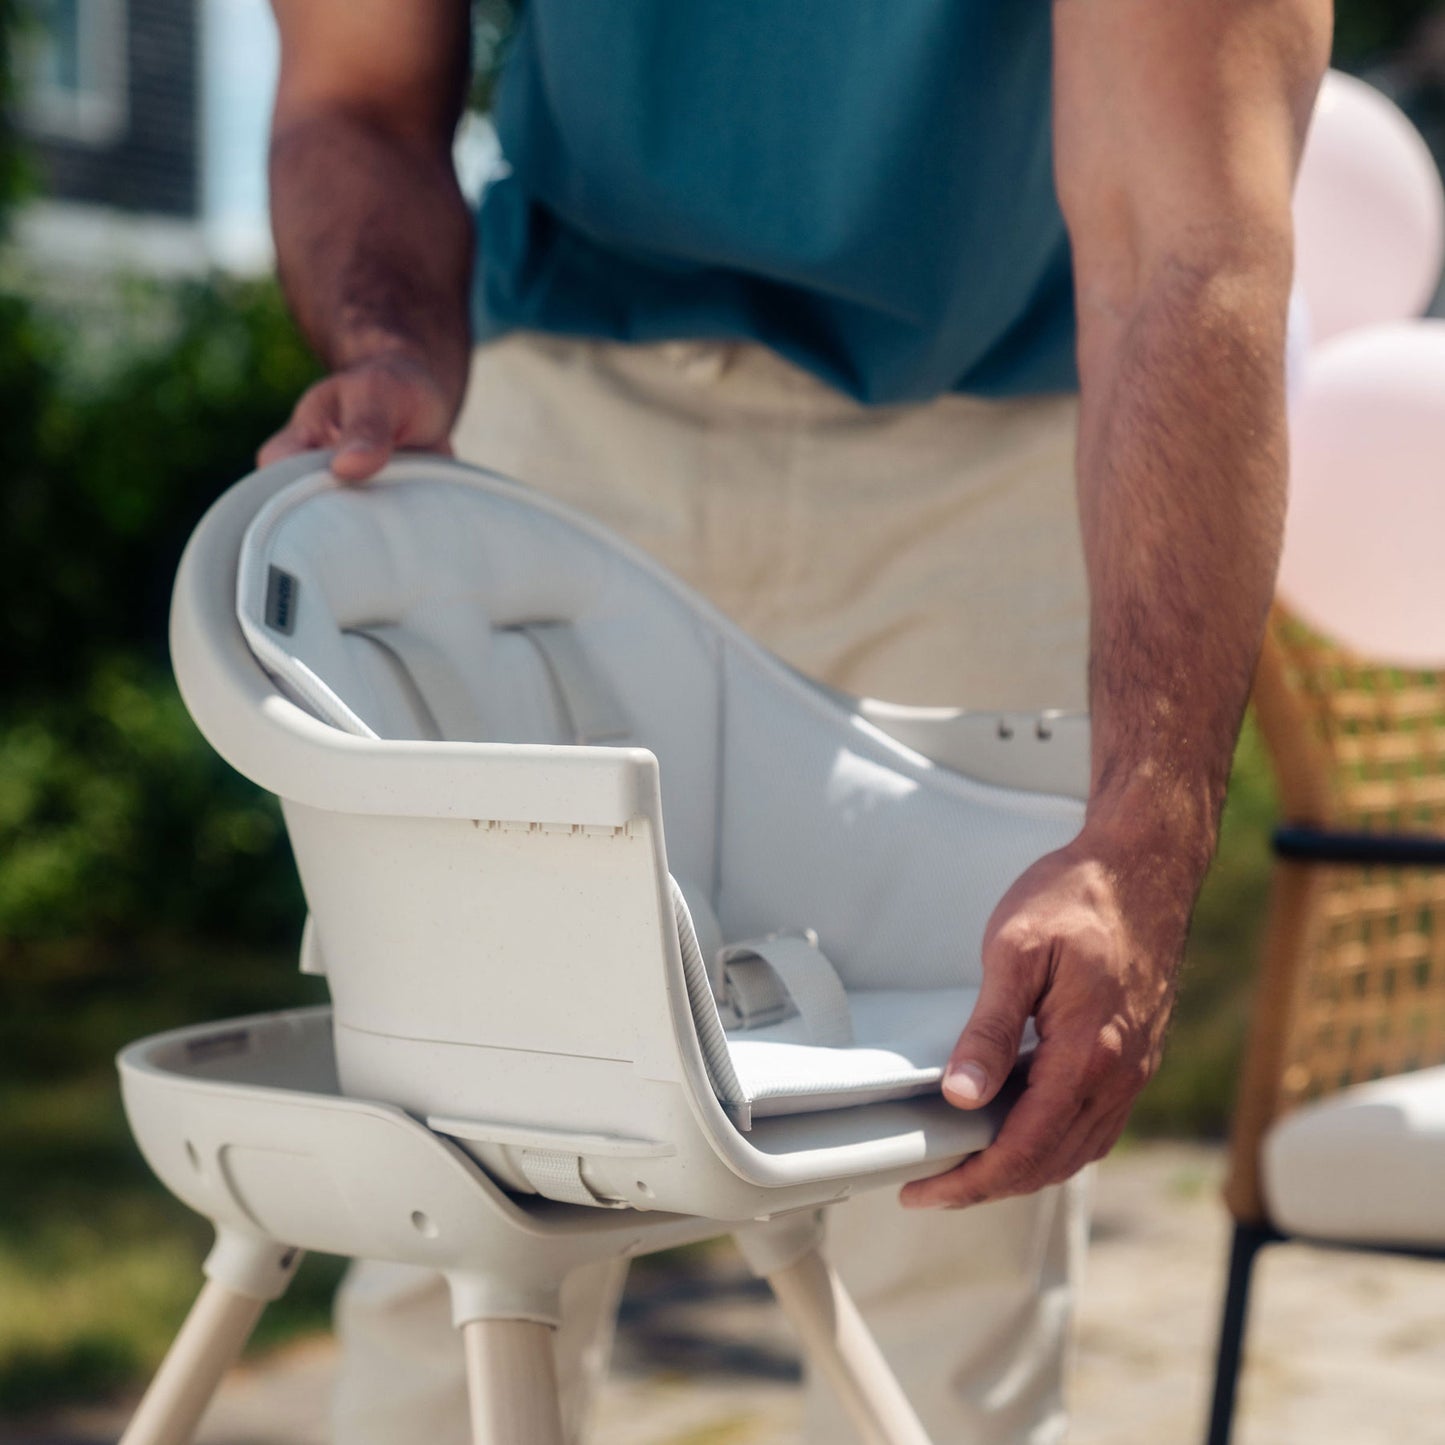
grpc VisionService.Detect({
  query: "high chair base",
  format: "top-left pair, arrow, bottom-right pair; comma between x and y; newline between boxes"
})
117,1009 -> 935,1445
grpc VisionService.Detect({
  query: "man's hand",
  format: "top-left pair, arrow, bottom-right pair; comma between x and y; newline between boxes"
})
258,351 -> 458,482
262,0 -> 473,483
902,821 -> 1194,1210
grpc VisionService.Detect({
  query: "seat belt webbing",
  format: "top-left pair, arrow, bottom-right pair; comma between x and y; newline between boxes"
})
519,1149 -> 618,1208
720,934 -> 855,1048
514,622 -> 630,744
349,623 -> 490,742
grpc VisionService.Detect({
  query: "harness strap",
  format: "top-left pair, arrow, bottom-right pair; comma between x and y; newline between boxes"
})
350,618 -> 630,747
348,622 -> 489,742
720,933 -> 855,1047
518,1149 -> 621,1207
514,622 -> 631,744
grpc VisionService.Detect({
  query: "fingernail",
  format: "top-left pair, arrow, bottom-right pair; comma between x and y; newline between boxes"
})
944,1062 -> 988,1102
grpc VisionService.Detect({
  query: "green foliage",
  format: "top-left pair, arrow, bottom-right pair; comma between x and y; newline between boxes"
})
3,278 -> 322,701
1334,0 -> 1441,70
0,272 -> 328,1411
0,657 -> 304,945
0,0 -> 37,229
0,278 -> 319,949
469,0 -> 518,113
0,928 -> 338,1414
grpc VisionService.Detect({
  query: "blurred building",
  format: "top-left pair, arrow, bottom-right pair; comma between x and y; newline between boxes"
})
10,0 -> 500,280
12,0 -> 277,275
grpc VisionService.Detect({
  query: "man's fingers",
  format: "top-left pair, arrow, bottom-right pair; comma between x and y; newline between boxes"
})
331,381 -> 402,481
902,1036 -> 1139,1209
330,435 -> 392,481
257,416 -> 330,467
904,1037 -> 1097,1207
943,944 -> 1043,1109
1076,1103 -> 1131,1170
1037,1105 -> 1130,1196
902,1078 -> 1084,1208
257,379 -> 342,468
900,839 -> 1187,1211
257,357 -> 458,480
257,427 -> 305,467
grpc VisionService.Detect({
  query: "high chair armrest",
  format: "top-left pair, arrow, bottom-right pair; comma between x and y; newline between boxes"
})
171,472 -> 658,828
219,694 -> 656,826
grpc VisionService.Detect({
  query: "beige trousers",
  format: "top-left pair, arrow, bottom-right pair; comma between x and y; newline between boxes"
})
333,334 -> 1092,1445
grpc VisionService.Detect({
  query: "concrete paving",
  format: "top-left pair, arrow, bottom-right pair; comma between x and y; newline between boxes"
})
14,1143 -> 1445,1445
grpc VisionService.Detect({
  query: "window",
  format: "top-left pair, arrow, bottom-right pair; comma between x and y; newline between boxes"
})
18,0 -> 129,145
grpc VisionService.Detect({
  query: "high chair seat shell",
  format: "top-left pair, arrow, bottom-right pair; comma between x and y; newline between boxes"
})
173,453 -> 1083,1217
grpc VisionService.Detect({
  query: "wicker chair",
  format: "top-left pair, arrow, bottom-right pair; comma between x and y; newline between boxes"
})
1206,606 -> 1445,1444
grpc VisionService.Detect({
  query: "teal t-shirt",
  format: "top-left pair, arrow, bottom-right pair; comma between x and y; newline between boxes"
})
474,1 -> 1077,405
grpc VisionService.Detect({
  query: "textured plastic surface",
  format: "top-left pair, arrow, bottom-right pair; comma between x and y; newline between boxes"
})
119,1011 -> 726,1320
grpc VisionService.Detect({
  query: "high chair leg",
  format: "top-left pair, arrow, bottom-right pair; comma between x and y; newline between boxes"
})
461,1318 -> 567,1445
117,1280 -> 270,1445
119,1232 -> 301,1445
764,1247 -> 934,1445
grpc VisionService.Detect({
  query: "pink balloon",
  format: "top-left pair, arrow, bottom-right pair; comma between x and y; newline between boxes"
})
1294,71 -> 1445,345
1286,283 -> 1312,409
1279,319 -> 1445,666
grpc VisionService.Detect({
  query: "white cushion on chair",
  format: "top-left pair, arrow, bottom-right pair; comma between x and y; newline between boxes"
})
729,987 -> 981,1117
237,467 -> 1081,1126
1262,1066 -> 1445,1247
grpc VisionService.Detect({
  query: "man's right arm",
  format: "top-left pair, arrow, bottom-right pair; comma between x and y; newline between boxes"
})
259,0 -> 473,481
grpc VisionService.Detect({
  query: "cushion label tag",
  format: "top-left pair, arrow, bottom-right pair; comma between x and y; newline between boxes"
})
265,565 -> 299,634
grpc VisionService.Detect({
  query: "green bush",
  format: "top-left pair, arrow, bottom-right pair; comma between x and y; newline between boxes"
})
1,276 -> 321,941
0,274 -> 332,1412
4,279 -> 320,698
0,656 -> 302,946
1335,0 -> 1442,69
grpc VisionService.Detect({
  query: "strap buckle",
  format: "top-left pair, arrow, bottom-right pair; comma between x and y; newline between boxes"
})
718,931 -> 855,1047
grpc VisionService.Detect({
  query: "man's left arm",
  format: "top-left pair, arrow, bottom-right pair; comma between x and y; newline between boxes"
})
904,0 -> 1330,1209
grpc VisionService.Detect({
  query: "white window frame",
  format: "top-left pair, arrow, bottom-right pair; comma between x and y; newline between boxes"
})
18,0 -> 130,147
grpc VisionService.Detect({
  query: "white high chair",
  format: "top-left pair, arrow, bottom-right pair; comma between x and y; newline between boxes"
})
118,452 -> 1088,1445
